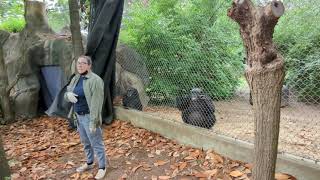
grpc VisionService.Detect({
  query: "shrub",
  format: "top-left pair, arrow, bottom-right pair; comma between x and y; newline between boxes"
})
0,18 -> 25,33
274,0 -> 320,103
287,53 -> 320,103
120,0 -> 244,104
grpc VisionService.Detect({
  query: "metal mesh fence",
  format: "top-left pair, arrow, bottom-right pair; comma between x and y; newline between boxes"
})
115,0 -> 320,162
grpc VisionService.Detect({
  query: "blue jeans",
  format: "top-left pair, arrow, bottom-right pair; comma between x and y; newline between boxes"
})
77,114 -> 107,169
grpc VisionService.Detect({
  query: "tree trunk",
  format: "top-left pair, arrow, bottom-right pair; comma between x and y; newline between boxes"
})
0,138 -> 10,178
24,0 -> 52,33
69,0 -> 84,59
0,31 -> 14,124
228,0 -> 285,180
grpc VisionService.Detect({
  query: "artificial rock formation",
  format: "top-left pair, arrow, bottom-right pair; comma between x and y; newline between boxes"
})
1,1 -> 73,119
0,1 -> 149,120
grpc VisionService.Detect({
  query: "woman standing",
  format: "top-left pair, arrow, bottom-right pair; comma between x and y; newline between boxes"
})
65,55 -> 107,179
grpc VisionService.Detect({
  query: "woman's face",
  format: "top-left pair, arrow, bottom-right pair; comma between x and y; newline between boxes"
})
76,57 -> 91,74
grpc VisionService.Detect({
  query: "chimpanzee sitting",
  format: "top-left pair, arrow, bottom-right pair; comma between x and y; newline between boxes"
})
122,87 -> 143,111
176,88 -> 216,129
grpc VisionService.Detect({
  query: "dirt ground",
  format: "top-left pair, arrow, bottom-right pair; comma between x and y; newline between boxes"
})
0,117 -> 296,180
144,99 -> 320,161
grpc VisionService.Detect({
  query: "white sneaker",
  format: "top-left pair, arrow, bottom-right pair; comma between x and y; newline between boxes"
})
76,163 -> 94,173
95,168 -> 106,180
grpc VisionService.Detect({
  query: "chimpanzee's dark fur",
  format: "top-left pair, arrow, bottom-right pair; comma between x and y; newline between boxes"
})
122,87 -> 143,111
176,88 -> 216,129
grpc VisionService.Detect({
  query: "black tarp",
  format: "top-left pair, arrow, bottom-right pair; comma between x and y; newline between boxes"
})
39,66 -> 64,109
86,0 -> 124,124
46,73 -> 76,129
46,0 -> 124,125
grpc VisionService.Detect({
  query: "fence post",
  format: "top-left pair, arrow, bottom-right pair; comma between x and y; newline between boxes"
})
228,0 -> 285,179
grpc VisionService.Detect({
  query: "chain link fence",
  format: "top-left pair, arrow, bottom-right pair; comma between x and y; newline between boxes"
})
115,0 -> 320,162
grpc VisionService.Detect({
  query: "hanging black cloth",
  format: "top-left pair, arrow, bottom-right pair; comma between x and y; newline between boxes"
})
86,0 -> 124,124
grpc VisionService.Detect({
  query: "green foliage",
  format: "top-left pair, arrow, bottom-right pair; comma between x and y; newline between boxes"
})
47,0 -> 70,32
0,0 -> 70,33
48,10 -> 70,32
287,53 -> 320,103
121,0 -> 244,104
0,0 -> 24,22
0,18 -> 25,33
0,0 -> 24,32
274,0 -> 320,103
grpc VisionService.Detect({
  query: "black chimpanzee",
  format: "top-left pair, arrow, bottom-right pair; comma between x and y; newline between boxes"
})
176,88 -> 216,129
122,87 -> 143,111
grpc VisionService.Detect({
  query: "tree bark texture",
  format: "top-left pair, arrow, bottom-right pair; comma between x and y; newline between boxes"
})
24,0 -> 52,33
69,0 -> 84,59
228,0 -> 285,180
0,138 -> 10,178
0,31 -> 14,124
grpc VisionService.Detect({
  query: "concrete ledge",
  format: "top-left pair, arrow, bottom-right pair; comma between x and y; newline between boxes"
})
115,106 -> 320,180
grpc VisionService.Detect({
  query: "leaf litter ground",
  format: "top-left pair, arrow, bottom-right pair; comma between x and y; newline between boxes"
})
0,116 -> 295,180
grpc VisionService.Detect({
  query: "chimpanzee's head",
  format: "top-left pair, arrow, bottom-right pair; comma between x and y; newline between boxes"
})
126,87 -> 138,97
191,88 -> 204,100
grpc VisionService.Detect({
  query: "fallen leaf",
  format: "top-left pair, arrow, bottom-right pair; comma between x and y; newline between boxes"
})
142,163 -> 152,171
214,154 -> 224,163
132,165 -> 143,173
205,169 -> 218,176
236,166 -> 246,172
275,173 -> 291,180
11,173 -> 20,179
81,173 -> 93,179
230,162 -> 240,168
190,150 -> 201,158
148,153 -> 155,158
184,156 -> 195,160
179,162 -> 187,170
238,174 -> 249,180
120,173 -> 128,179
205,152 -> 215,160
230,170 -> 243,177
70,173 -> 80,180
64,161 -> 75,169
159,176 -> 170,180
244,168 -> 251,174
143,167 -> 152,171
114,154 -> 123,159
173,152 -> 180,157
154,160 -> 168,166
66,161 -> 75,166
155,150 -> 162,155
244,163 -> 253,169
171,168 -> 179,177
194,172 -> 208,178
19,167 -> 27,172
203,161 -> 209,167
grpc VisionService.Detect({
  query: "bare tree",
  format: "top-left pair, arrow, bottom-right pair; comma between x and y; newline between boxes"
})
0,31 -> 14,124
0,137 -> 10,178
68,0 -> 84,59
228,0 -> 285,179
